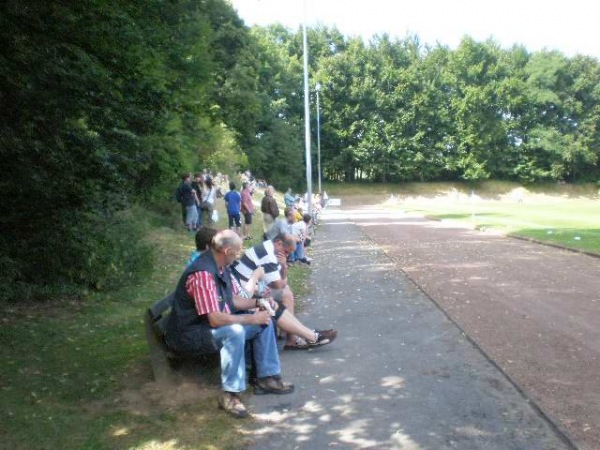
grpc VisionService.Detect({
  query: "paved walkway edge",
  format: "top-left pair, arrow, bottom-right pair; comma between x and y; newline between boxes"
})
245,209 -> 575,449
384,246 -> 578,450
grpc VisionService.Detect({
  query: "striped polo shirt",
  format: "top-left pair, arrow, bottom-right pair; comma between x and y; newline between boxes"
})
232,240 -> 281,285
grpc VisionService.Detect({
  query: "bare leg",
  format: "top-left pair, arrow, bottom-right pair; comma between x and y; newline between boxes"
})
279,286 -> 303,346
271,285 -> 300,345
276,309 -> 317,343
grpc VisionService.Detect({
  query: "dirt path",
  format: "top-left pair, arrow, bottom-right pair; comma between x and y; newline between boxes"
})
346,203 -> 600,450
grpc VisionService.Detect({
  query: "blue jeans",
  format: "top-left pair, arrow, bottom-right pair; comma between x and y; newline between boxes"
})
291,241 -> 305,261
210,319 -> 280,393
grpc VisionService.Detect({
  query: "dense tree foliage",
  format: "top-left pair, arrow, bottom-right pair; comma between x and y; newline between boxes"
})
1,1 -> 599,300
0,0 -> 258,300
309,34 -> 600,183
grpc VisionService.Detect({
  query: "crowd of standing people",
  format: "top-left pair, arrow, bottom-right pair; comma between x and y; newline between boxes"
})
175,170 -> 225,232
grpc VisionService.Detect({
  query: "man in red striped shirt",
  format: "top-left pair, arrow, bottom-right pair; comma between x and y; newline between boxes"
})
165,230 -> 294,418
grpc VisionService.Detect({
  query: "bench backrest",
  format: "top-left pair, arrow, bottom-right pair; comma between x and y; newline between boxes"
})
148,292 -> 175,337
145,291 -> 221,383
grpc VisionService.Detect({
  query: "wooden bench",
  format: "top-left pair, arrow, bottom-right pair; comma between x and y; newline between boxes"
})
144,292 -> 220,384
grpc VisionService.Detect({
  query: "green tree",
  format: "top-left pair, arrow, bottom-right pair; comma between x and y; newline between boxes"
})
0,0 -> 251,300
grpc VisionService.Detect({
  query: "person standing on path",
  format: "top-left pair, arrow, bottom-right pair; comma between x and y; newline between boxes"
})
284,188 -> 296,208
191,173 -> 205,228
179,173 -> 199,232
201,177 -> 217,225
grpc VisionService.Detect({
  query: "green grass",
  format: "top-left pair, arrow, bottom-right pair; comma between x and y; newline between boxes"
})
402,198 -> 599,252
399,191 -> 600,254
1,197 -> 314,450
0,206 -> 243,449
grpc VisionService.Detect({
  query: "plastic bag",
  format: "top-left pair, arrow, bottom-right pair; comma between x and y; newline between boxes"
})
211,209 -> 219,223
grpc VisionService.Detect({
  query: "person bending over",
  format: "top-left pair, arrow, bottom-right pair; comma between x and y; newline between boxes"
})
233,233 -> 337,350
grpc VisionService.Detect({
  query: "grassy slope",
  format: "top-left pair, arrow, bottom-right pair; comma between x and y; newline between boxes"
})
0,194 -> 311,450
0,222 -> 235,450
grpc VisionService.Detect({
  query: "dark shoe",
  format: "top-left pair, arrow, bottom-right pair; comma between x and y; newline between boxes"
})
308,329 -> 337,347
299,258 -> 311,265
218,392 -> 249,418
254,376 -> 295,395
283,336 -> 310,350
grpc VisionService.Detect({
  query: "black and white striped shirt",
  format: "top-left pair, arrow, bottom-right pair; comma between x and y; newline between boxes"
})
232,240 -> 281,285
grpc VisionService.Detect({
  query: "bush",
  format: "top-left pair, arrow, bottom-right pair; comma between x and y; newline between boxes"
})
76,207 -> 155,291
0,205 -> 155,303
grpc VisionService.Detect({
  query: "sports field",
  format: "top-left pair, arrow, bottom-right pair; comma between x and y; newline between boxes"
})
327,182 -> 600,254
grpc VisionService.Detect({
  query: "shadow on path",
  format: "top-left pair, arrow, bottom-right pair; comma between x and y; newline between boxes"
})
244,209 -> 573,450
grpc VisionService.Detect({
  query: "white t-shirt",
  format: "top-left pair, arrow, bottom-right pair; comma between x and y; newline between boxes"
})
204,187 -> 216,205
291,221 -> 307,239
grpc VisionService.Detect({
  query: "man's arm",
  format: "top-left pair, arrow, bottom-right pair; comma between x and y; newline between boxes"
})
207,309 -> 271,327
240,267 -> 265,298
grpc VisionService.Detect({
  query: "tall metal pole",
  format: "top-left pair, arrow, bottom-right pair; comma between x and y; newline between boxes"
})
316,82 -> 322,194
302,6 -> 312,214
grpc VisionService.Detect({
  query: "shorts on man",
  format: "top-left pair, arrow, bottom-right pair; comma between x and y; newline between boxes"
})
186,205 -> 198,227
228,213 -> 242,228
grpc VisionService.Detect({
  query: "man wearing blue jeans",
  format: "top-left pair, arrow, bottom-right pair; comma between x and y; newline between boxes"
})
165,230 -> 294,418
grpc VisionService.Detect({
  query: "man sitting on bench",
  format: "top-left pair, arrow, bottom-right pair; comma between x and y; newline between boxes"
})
165,230 -> 294,418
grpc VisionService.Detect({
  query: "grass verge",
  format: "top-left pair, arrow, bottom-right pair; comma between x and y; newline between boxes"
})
1,196 -> 313,449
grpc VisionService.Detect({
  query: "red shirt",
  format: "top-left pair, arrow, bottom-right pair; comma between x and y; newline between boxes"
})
241,188 -> 254,214
186,271 -> 240,315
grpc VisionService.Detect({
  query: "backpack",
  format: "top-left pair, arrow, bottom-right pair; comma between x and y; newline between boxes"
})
175,185 -> 183,203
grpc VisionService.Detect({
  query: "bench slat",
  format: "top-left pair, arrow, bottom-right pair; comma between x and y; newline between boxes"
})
149,292 -> 175,320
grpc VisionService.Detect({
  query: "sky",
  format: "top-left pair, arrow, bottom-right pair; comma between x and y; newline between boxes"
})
228,0 -> 599,58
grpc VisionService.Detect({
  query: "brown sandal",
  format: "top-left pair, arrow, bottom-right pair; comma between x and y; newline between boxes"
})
283,337 -> 310,350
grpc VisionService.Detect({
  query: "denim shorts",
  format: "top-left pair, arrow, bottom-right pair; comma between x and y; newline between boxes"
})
186,205 -> 198,225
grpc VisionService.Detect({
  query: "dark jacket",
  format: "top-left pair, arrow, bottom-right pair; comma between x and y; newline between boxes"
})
165,250 -> 235,355
180,182 -> 197,207
261,194 -> 279,218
